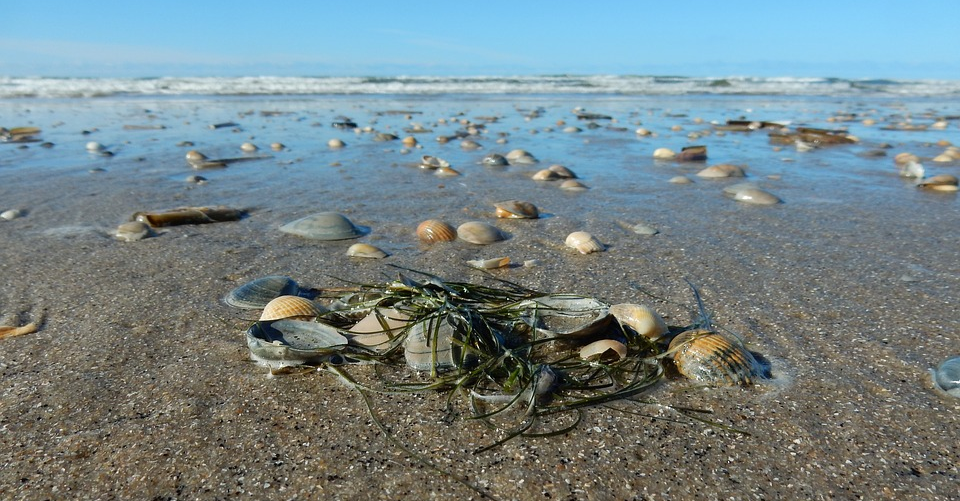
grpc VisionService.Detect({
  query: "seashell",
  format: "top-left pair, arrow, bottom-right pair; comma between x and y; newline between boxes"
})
185,174 -> 207,184
899,160 -> 924,179
279,212 -> 367,240
494,200 -> 539,219
1,209 -> 24,220
565,231 -> 605,254
466,257 -> 510,269
346,243 -> 388,259
86,141 -> 105,152
668,329 -> 767,386
185,150 -> 208,163
563,126 -> 582,133
697,164 -> 746,178
402,136 -> 418,147
373,132 -> 398,142
260,295 -> 324,321
669,175 -> 693,184
224,275 -> 302,309
240,142 -> 258,152
609,303 -> 668,341
635,128 -> 652,136
434,166 -> 461,177
403,315 -> 464,372
930,356 -> 960,398
270,142 -> 285,151
246,320 -> 347,369
0,322 -> 38,340
114,221 -> 155,242
675,145 -> 707,162
134,206 -> 243,227
345,307 -> 410,353
532,169 -> 560,181
722,182 -> 760,196
917,174 -> 959,191
506,149 -> 531,160
482,153 -> 508,166
506,149 -> 538,165
420,155 -> 450,169
579,339 -> 628,361
893,152 -> 920,165
932,154 -> 953,163
733,188 -> 782,205
560,180 -> 589,191
416,219 -> 457,243
653,147 -> 676,159
328,138 -> 346,148
457,221 -> 506,244
460,139 -> 482,150
548,164 -> 577,178
519,294 -> 613,339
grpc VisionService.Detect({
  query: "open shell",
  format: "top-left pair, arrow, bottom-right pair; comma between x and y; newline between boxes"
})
609,303 -> 668,341
494,200 -> 539,219
668,329 -> 766,386
246,320 -> 347,369
416,219 -> 457,243
565,231 -> 605,254
917,174 -> 959,191
259,295 -> 324,321
224,275 -> 302,309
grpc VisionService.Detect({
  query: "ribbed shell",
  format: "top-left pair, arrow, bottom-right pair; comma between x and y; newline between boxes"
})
668,329 -> 764,386
565,231 -> 605,254
259,295 -> 323,321
224,275 -> 300,309
416,219 -> 457,243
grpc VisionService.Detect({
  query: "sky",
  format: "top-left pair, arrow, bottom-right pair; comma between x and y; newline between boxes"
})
2,1 -> 959,79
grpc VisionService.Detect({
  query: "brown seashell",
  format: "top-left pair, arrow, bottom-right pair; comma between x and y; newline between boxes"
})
185,150 -> 208,163
466,257 -> 511,269
259,295 -> 324,322
917,174 -> 959,191
457,221 -> 506,244
609,303 -> 668,341
675,145 -> 707,162
434,166 -> 461,177
532,169 -> 560,181
547,164 -> 577,178
565,231 -> 605,254
668,329 -> 766,386
579,339 -> 628,361
416,219 -> 457,243
697,164 -> 746,178
559,180 -> 589,191
346,243 -> 388,259
494,200 -> 539,219
653,147 -> 676,159
893,152 -> 919,165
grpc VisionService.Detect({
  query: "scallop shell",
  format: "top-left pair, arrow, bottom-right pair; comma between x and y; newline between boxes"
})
609,303 -> 668,341
494,200 -> 539,219
259,295 -> 324,321
416,219 -> 457,243
668,329 -> 766,386
565,231 -> 605,254
346,243 -> 388,259
733,188 -> 782,205
457,221 -> 506,245
224,275 -> 303,309
519,294 -> 613,339
697,164 -> 746,178
279,212 -> 367,240
246,320 -> 347,369
579,339 -> 628,361
930,356 -> 960,398
548,164 -> 577,178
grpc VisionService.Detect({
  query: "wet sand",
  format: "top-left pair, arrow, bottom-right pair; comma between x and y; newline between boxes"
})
1,94 -> 959,500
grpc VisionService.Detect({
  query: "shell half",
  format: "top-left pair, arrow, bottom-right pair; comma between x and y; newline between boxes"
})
260,295 -> 324,321
565,231 -> 605,254
668,329 -> 767,386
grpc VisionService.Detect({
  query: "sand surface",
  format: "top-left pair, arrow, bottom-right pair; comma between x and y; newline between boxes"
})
1,94 -> 959,500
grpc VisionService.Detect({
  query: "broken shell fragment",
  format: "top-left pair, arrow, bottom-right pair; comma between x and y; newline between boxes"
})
0,322 -> 38,340
457,221 -> 506,244
494,200 -> 539,219
346,243 -> 388,259
609,303 -> 668,341
565,231 -> 605,254
668,329 -> 767,386
416,219 -> 457,243
466,257 -> 511,269
134,206 -> 243,227
259,295 -> 324,322
579,339 -> 628,361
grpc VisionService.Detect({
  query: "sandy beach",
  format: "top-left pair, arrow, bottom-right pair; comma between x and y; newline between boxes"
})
2,92 -> 959,500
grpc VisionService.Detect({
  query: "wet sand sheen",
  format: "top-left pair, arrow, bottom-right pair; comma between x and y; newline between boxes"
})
1,94 -> 959,500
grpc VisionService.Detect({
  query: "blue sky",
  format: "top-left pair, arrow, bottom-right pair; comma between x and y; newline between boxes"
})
2,1 -> 958,79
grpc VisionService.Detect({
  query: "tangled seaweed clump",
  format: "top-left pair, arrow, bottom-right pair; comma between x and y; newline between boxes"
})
227,268 -> 769,451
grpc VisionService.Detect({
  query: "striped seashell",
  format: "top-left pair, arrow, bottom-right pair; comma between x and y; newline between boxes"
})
259,295 -> 324,322
416,219 -> 457,243
668,329 -> 766,386
565,231 -> 605,254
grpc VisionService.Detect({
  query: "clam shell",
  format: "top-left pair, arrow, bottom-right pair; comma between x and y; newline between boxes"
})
224,275 -> 302,309
345,307 -> 410,353
457,221 -> 506,244
346,243 -> 388,259
668,329 -> 766,386
519,294 -> 613,339
403,315 -> 463,372
246,320 -> 347,368
259,295 -> 324,321
115,221 -> 154,242
653,148 -> 676,159
482,153 -> 508,166
460,139 -> 482,150
917,174 -> 959,191
579,339 -> 628,361
733,188 -> 782,205
532,169 -> 560,181
466,257 -> 511,269
416,219 -> 457,243
494,200 -> 539,219
559,180 -> 589,191
328,138 -> 346,148
931,356 -> 960,397
609,303 -> 668,341
434,166 -> 461,177
279,212 -> 367,240
185,150 -> 208,162
420,155 -> 450,169
240,142 -> 258,152
548,164 -> 577,178
697,164 -> 746,178
565,231 -> 605,254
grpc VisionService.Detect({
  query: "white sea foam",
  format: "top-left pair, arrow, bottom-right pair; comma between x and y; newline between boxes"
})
1,75 -> 958,99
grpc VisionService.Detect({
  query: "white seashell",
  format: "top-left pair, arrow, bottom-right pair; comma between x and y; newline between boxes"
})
560,180 -> 589,191
279,212 -> 367,240
1,209 -> 24,221
86,141 -> 105,152
466,257 -> 510,269
346,243 -> 388,259
345,307 -> 410,352
240,142 -> 258,152
733,188 -> 781,205
565,231 -> 605,254
579,339 -> 628,361
609,303 -> 668,341
457,221 -> 506,245
653,148 -> 676,159
270,142 -> 285,151
328,138 -> 346,148
115,221 -> 155,242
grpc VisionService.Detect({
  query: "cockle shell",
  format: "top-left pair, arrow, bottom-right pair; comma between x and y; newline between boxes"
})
416,219 -> 457,243
930,356 -> 960,398
609,303 -> 668,341
279,212 -> 367,240
668,329 -> 767,386
697,164 -> 746,178
224,275 -> 302,309
494,200 -> 539,219
579,339 -> 628,361
548,164 -> 577,178
260,295 -> 324,321
346,243 -> 388,259
917,174 -> 959,191
565,231 -> 605,254
457,221 -> 506,244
